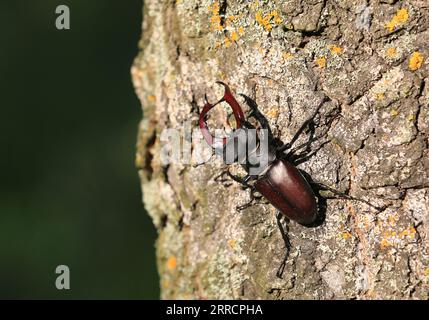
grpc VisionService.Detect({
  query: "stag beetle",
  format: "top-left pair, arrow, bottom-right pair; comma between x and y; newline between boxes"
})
199,82 -> 380,276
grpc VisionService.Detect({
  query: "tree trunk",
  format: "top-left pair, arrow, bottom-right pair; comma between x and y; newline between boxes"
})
132,0 -> 429,299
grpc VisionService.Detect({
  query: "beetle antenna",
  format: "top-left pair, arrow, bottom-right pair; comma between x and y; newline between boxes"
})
313,182 -> 385,212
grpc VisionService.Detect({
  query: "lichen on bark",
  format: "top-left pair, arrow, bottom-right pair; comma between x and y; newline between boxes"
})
132,0 -> 429,299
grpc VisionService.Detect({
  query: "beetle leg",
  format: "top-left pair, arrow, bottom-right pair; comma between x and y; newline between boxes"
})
284,108 -> 341,159
226,170 -> 252,188
277,96 -> 328,154
214,169 -> 252,189
290,139 -> 330,165
275,212 -> 291,279
236,187 -> 257,210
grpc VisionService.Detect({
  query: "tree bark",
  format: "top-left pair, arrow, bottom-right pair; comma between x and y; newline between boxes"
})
132,0 -> 429,299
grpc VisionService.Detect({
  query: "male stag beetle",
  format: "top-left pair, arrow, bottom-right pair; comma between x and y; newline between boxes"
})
199,82 -> 380,276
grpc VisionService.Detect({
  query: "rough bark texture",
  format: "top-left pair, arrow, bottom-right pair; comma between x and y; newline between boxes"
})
132,0 -> 429,299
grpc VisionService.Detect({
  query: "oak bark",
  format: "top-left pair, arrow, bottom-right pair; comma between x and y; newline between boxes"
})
132,0 -> 429,299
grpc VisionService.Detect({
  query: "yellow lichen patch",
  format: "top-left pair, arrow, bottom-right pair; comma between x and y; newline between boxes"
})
379,223 -> 417,250
407,114 -> 416,122
209,2 -> 223,31
209,2 -> 220,15
270,10 -> 283,24
380,238 -> 392,250
224,36 -> 232,48
386,47 -> 397,58
255,10 -> 281,31
328,45 -> 343,55
227,239 -> 237,249
390,109 -> 399,117
342,231 -> 353,240
210,15 -> 223,31
266,107 -> 280,118
230,30 -> 239,42
423,268 -> 429,276
238,26 -> 245,35
148,95 -> 156,103
385,8 -> 409,32
399,226 -> 416,239
282,52 -> 293,60
166,256 -> 177,271
409,51 -> 424,71
375,92 -> 385,100
210,15 -> 221,25
315,56 -> 327,68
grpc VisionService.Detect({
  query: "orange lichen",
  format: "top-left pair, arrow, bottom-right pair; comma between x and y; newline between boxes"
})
209,2 -> 223,31
379,223 -> 417,250
380,238 -> 392,250
329,45 -> 343,55
211,15 -> 221,25
266,107 -> 280,118
148,95 -> 156,102
399,226 -> 416,239
166,256 -> 177,270
255,10 -> 281,31
385,8 -> 409,32
209,2 -> 220,15
376,92 -> 385,100
342,231 -> 353,240
386,47 -> 397,58
238,26 -> 245,35
230,30 -> 239,42
227,239 -> 237,249
283,52 -> 293,60
409,51 -> 424,71
315,56 -> 327,68
390,109 -> 399,117
224,36 -> 232,48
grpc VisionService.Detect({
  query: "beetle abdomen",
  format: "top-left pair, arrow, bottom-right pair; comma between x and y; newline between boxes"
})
255,159 -> 317,225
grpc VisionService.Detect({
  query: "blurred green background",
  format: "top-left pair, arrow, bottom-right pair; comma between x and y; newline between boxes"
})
0,1 -> 159,298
